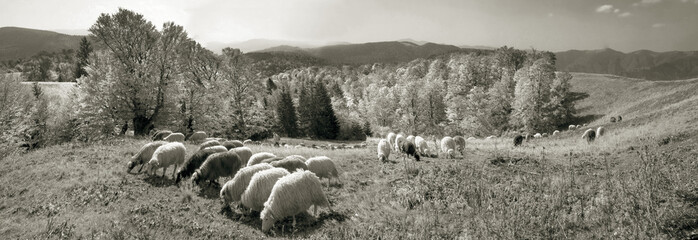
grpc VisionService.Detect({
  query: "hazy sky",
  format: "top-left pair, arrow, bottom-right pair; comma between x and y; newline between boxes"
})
1,0 -> 697,52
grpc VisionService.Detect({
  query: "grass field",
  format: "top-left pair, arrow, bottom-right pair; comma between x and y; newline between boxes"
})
2,73 -> 698,239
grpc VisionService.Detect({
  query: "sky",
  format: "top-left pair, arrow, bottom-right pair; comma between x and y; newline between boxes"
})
1,0 -> 697,52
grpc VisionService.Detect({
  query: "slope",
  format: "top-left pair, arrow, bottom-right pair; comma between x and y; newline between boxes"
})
0,27 -> 83,61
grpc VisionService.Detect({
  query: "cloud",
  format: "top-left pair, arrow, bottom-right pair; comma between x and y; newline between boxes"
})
641,0 -> 662,3
619,12 -> 632,17
652,23 -> 666,28
596,4 -> 615,13
614,9 -> 620,13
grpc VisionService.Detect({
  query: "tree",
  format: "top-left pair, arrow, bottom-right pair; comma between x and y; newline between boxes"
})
177,40 -> 224,135
549,72 -> 575,127
510,58 -> 556,132
221,48 -> 261,138
24,54 -> 52,82
74,37 -> 92,79
276,89 -> 299,137
310,80 -> 340,139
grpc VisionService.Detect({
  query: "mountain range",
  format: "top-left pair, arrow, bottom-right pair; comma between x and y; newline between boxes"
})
0,27 -> 83,61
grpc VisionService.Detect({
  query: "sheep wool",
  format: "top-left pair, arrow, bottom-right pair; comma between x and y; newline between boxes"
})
306,156 -> 339,182
386,132 -> 396,151
260,170 -> 331,232
453,136 -> 466,154
569,125 -> 576,130
582,129 -> 596,143
596,127 -> 605,138
152,130 -> 172,141
414,136 -> 428,156
405,135 -> 415,145
220,163 -> 274,205
229,147 -> 253,166
270,156 -> 308,173
441,137 -> 456,159
394,134 -> 406,152
128,141 -> 167,173
513,135 -> 524,147
243,139 -> 252,145
553,130 -> 560,136
188,131 -> 208,143
222,140 -> 244,150
163,133 -> 185,143
146,142 -> 186,178
192,151 -> 242,185
401,141 -> 420,161
247,152 -> 277,167
377,139 -> 391,162
199,140 -> 221,150
175,147 -> 227,184
204,145 -> 228,152
240,168 -> 291,211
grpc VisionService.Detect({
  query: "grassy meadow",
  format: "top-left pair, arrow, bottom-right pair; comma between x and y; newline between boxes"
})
1,73 -> 698,239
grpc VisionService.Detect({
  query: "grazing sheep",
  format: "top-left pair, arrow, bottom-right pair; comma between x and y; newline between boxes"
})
569,125 -> 576,130
247,152 -> 278,167
513,135 -> 524,147
306,156 -> 340,185
270,156 -> 309,173
261,170 -> 331,232
394,134 -> 406,152
188,131 -> 208,143
243,139 -> 252,145
596,127 -> 605,138
220,163 -> 274,206
152,130 -> 172,141
486,135 -> 497,140
534,133 -> 542,138
582,129 -> 596,143
192,151 -> 242,186
414,136 -> 429,156
377,139 -> 391,163
401,141 -> 420,161
128,141 -> 167,173
617,115 -> 623,122
260,156 -> 285,164
467,137 -> 476,140
221,140 -> 244,150
273,133 -> 281,145
229,147 -> 253,166
199,140 -> 221,150
241,168 -> 291,212
204,145 -> 228,152
610,117 -> 617,123
542,133 -> 548,137
440,136 -> 456,159
553,130 -> 560,136
405,135 -> 415,145
576,125 -> 582,129
164,133 -> 185,142
175,147 -> 227,184
386,132 -> 396,150
145,142 -> 186,179
453,136 -> 466,155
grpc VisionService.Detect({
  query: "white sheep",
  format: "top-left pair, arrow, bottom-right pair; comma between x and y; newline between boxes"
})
241,168 -> 291,212
199,140 -> 221,150
188,131 -> 208,143
229,146 -> 253,166
247,152 -> 278,167
145,142 -> 186,179
534,133 -> 542,138
260,170 -> 331,232
152,130 -> 172,141
467,137 -> 476,140
440,136 -> 456,159
386,132 -> 396,151
377,139 -> 391,162
270,156 -> 308,173
486,135 -> 497,140
414,136 -> 429,156
596,127 -> 605,138
582,128 -> 596,143
127,141 -> 167,173
306,156 -> 340,186
569,125 -> 576,130
553,130 -> 560,136
204,145 -> 228,152
163,133 -> 185,142
243,139 -> 252,145
192,151 -> 242,186
220,163 -> 274,207
394,134 -> 405,152
405,135 -> 415,145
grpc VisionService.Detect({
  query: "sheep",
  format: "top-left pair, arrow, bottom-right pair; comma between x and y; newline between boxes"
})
440,136 -> 456,159
553,130 -> 560,136
204,145 -> 228,152
513,135 -> 524,147
377,139 -> 391,163
582,129 -> 596,143
453,136 -> 466,155
270,156 -> 309,173
467,137 -> 476,140
175,147 -> 227,184
610,117 -> 617,123
394,134 -> 406,152
222,140 -> 244,150
542,133 -> 548,137
400,141 -> 420,162
576,125 -> 582,129
127,141 -> 167,173
260,170 -> 331,232
569,125 -> 576,130
414,136 -> 429,156
199,140 -> 221,150
405,135 -> 415,145
229,146 -> 253,166
152,130 -> 172,141
534,133 -> 542,138
188,131 -> 208,143
240,168 -> 291,212
220,163 -> 274,207
163,133 -> 185,142
273,132 -> 281,145
192,151 -> 242,186
306,156 -> 340,186
144,142 -> 186,179
596,127 -> 605,138
247,152 -> 278,167
260,156 -> 285,164
617,115 -> 623,122
243,139 -> 252,145
486,135 -> 497,140
386,132 -> 396,151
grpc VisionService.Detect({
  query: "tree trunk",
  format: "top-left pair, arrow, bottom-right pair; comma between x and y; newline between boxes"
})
133,115 -> 152,136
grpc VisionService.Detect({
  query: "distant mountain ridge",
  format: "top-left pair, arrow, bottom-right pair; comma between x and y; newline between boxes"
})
0,27 -> 83,61
555,48 -> 698,80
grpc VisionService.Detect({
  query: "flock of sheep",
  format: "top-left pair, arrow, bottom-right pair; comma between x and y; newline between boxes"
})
127,130 -> 339,232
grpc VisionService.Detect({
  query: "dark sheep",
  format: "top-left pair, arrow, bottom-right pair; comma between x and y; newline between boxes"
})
192,151 -> 243,186
270,157 -> 309,173
610,117 -> 617,123
513,135 -> 524,147
400,141 -> 420,161
222,140 -> 244,150
175,147 -> 226,184
152,130 -> 172,141
583,129 -> 596,143
617,115 -> 623,122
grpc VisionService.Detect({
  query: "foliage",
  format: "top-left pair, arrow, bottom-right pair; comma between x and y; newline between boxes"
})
73,37 -> 92,79
276,88 -> 299,137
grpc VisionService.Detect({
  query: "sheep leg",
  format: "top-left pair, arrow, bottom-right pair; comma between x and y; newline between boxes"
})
162,166 -> 167,178
137,164 -> 145,173
172,164 -> 177,179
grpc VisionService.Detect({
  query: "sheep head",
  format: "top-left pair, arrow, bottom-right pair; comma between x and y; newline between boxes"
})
260,209 -> 277,232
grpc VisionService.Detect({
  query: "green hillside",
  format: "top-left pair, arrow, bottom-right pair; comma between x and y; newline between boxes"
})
0,27 -> 83,61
